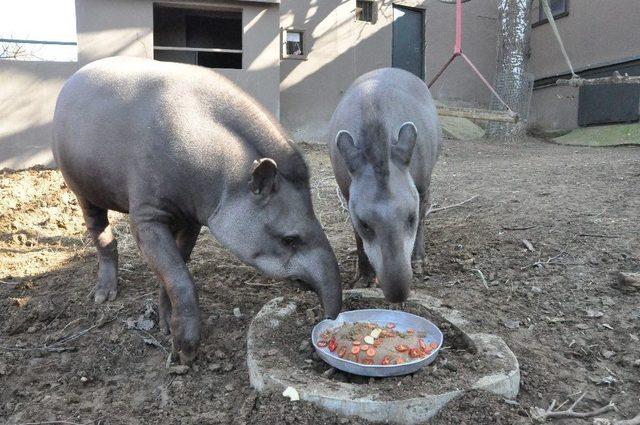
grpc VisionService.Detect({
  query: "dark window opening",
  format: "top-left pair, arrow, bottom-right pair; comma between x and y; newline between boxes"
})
286,31 -> 303,56
153,4 -> 242,69
356,1 -> 375,23
534,0 -> 569,27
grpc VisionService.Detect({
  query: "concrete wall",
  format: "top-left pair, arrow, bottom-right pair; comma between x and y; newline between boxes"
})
1,0 -> 280,170
0,61 -> 78,169
279,0 -> 499,142
529,0 -> 640,132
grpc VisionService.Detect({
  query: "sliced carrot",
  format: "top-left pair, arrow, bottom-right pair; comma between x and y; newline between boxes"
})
352,340 -> 361,346
351,345 -> 361,355
395,344 -> 409,352
338,347 -> 347,358
386,323 -> 396,329
317,340 -> 327,348
396,358 -> 406,365
366,347 -> 376,357
419,340 -> 428,351
429,341 -> 438,350
381,356 -> 392,365
360,344 -> 369,351
328,338 -> 337,352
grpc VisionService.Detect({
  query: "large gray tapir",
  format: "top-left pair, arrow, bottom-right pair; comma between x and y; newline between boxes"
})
53,57 -> 342,364
328,68 -> 441,303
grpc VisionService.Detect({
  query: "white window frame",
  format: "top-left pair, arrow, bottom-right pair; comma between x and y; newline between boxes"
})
281,28 -> 307,60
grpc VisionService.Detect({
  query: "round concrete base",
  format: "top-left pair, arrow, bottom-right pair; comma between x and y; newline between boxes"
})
247,289 -> 520,424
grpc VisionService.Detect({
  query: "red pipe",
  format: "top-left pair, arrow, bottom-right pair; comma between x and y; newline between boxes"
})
454,0 -> 462,55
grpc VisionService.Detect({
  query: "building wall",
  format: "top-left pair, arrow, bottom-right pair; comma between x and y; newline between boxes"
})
279,0 -> 499,142
1,0 -> 280,170
529,0 -> 640,132
0,61 -> 78,169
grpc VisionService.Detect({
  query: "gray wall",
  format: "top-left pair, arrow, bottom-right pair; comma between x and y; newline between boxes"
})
529,0 -> 640,132
279,0 -> 499,142
1,0 -> 280,170
0,61 -> 78,169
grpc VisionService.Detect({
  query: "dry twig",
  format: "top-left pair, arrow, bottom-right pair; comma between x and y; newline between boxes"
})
426,195 -> 478,215
530,392 -> 614,422
472,268 -> 489,290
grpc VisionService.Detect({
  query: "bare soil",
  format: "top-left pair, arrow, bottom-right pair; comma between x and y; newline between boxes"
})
1,138 -> 639,424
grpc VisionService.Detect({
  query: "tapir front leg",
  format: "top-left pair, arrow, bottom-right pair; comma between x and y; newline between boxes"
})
130,217 -> 201,364
412,189 -> 428,275
351,231 -> 377,288
159,224 -> 202,335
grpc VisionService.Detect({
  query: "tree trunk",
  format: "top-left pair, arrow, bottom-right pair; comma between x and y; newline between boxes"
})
486,0 -> 534,140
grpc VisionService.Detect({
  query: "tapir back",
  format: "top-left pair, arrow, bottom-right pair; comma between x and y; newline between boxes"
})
53,57 -> 307,219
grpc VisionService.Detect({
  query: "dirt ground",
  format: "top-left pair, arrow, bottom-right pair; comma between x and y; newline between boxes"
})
1,138 -> 639,424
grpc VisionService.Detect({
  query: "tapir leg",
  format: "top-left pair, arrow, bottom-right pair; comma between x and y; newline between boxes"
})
159,224 -> 202,335
412,189 -> 428,275
351,231 -> 377,288
79,199 -> 118,304
130,218 -> 201,364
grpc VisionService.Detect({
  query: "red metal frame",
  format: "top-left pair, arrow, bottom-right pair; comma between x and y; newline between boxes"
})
428,0 -> 515,114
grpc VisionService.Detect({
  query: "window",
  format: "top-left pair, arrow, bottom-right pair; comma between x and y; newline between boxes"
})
153,5 -> 242,69
356,1 -> 375,23
534,0 -> 569,27
282,29 -> 305,59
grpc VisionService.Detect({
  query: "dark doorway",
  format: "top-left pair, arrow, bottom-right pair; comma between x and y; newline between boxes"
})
392,5 -> 424,79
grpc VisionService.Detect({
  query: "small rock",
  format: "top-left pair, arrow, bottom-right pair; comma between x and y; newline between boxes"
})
0,363 -> 7,375
443,361 -> 458,372
222,362 -> 234,372
596,375 -> 617,386
80,376 -> 88,383
586,309 -> 604,318
305,309 -> 316,324
602,350 -> 615,359
531,286 -> 543,294
169,365 -> 190,375
224,383 -> 234,392
298,340 -> 310,352
137,318 -> 155,331
266,348 -> 278,357
233,307 -> 242,318
322,368 -> 336,378
26,325 -> 37,334
503,319 -> 520,330
214,350 -> 226,359
633,359 -> 640,367
208,363 -> 222,372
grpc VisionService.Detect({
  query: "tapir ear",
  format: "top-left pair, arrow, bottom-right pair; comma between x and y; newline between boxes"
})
336,130 -> 364,174
249,158 -> 279,196
392,122 -> 417,166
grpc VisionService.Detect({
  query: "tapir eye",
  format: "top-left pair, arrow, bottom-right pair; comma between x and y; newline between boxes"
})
408,214 -> 416,227
281,235 -> 300,249
358,219 -> 374,236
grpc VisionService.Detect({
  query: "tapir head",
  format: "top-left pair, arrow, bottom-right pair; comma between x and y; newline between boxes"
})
336,122 -> 419,303
208,156 -> 342,319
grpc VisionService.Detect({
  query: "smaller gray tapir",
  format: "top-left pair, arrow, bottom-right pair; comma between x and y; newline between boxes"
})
328,68 -> 442,303
53,57 -> 342,364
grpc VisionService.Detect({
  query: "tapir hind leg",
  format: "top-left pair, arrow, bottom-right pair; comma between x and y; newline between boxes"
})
130,217 -> 201,364
79,198 -> 118,304
159,224 -> 202,335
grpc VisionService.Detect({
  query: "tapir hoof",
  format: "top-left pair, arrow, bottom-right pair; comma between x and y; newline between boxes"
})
412,260 -> 424,276
94,281 -> 117,304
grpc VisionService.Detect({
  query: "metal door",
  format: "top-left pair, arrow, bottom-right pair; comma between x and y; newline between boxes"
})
392,5 -> 424,79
